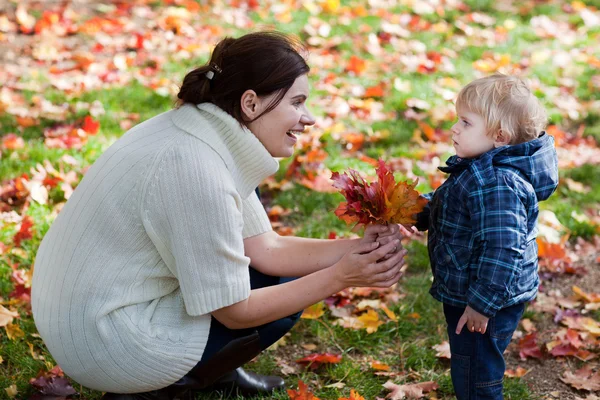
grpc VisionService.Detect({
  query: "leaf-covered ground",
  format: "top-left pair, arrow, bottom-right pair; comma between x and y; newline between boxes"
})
1,0 -> 599,399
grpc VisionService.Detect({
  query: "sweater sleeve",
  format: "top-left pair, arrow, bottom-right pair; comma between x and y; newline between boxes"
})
142,142 -> 250,317
241,192 -> 272,239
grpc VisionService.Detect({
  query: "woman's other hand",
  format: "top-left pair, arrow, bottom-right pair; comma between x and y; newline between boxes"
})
335,240 -> 406,288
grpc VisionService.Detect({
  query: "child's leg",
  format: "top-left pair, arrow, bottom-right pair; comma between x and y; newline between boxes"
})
443,303 -> 525,400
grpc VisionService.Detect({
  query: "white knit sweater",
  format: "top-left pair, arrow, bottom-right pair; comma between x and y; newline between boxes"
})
31,103 -> 279,393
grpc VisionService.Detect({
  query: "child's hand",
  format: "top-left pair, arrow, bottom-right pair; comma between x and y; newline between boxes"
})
456,305 -> 489,334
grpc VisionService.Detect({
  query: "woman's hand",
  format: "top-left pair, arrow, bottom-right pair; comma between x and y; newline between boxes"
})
359,224 -> 391,246
334,240 -> 407,288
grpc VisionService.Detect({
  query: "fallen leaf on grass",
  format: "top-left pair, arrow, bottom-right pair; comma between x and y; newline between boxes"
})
287,380 -> 321,400
371,361 -> 391,371
339,389 -> 365,400
4,384 -> 17,398
560,365 -> 600,391
29,366 -> 77,399
5,323 -> 24,340
432,341 -> 451,359
505,367 -> 528,378
357,309 -> 384,333
0,305 -> 19,327
383,380 -> 439,399
296,353 -> 342,370
301,302 -> 325,319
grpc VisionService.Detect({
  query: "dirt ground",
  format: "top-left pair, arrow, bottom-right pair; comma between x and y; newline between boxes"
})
505,242 -> 600,400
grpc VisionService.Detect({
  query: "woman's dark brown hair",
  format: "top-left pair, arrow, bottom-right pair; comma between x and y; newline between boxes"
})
177,31 -> 310,123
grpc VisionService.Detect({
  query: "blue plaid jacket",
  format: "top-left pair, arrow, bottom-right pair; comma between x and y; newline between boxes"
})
416,133 -> 559,317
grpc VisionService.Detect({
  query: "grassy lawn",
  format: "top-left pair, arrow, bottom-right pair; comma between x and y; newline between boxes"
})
1,0 -> 599,399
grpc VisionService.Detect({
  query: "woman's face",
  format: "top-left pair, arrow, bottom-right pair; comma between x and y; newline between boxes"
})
246,74 -> 316,158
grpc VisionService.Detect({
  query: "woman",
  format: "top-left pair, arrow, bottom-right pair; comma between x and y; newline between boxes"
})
31,32 -> 406,400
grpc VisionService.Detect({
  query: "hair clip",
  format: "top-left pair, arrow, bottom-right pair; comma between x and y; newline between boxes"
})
205,64 -> 222,81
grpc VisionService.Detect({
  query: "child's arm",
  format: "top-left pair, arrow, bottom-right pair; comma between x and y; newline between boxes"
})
466,176 -> 528,318
415,192 -> 434,231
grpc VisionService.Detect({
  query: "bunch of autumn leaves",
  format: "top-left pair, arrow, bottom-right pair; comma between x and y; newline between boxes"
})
332,159 -> 428,228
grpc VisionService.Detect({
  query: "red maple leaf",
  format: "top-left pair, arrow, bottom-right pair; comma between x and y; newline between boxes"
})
518,332 -> 544,360
82,116 -> 100,135
296,353 -> 342,370
14,216 -> 34,247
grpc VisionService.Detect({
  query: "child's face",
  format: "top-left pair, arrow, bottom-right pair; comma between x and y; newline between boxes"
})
450,110 -> 497,159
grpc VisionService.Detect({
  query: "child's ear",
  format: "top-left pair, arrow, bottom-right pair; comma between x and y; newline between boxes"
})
494,129 -> 510,147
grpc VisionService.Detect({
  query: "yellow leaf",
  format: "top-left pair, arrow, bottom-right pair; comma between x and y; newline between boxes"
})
381,304 -> 397,322
301,302 -> 325,320
5,323 -> 24,341
4,385 -> 17,398
357,310 -> 383,334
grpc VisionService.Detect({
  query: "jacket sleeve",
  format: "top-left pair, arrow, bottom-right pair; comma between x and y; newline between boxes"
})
466,175 -> 528,317
415,192 -> 434,231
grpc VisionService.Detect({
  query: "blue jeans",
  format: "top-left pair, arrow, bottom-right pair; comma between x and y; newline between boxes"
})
443,302 -> 525,400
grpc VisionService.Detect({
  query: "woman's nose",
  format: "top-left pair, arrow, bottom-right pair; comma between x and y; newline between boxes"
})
301,110 -> 316,126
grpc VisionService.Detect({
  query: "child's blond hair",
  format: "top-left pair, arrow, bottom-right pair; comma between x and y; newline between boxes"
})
455,74 -> 547,145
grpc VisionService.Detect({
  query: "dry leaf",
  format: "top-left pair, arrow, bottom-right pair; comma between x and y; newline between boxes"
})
432,341 -> 451,359
561,366 -> 600,391
357,309 -> 384,334
505,367 -> 528,378
4,385 -> 17,398
383,380 -> 439,399
302,302 -> 326,320
0,306 -> 19,327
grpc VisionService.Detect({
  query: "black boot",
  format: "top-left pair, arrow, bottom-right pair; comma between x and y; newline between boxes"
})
205,367 -> 285,397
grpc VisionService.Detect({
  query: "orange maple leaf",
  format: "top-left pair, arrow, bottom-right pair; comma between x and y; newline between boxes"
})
346,55 -> 366,75
338,389 -> 365,400
287,380 -> 321,400
296,353 -> 342,370
1,134 -> 25,150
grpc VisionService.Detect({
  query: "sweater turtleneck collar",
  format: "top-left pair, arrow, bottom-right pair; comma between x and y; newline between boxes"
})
170,103 -> 279,199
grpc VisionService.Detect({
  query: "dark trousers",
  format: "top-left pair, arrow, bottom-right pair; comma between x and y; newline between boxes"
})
443,303 -> 525,400
179,267 -> 301,382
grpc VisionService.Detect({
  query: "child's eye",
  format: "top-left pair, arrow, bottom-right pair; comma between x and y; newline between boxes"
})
461,119 -> 470,126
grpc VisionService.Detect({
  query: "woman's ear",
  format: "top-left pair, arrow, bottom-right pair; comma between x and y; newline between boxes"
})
240,90 -> 260,121
494,129 -> 510,148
